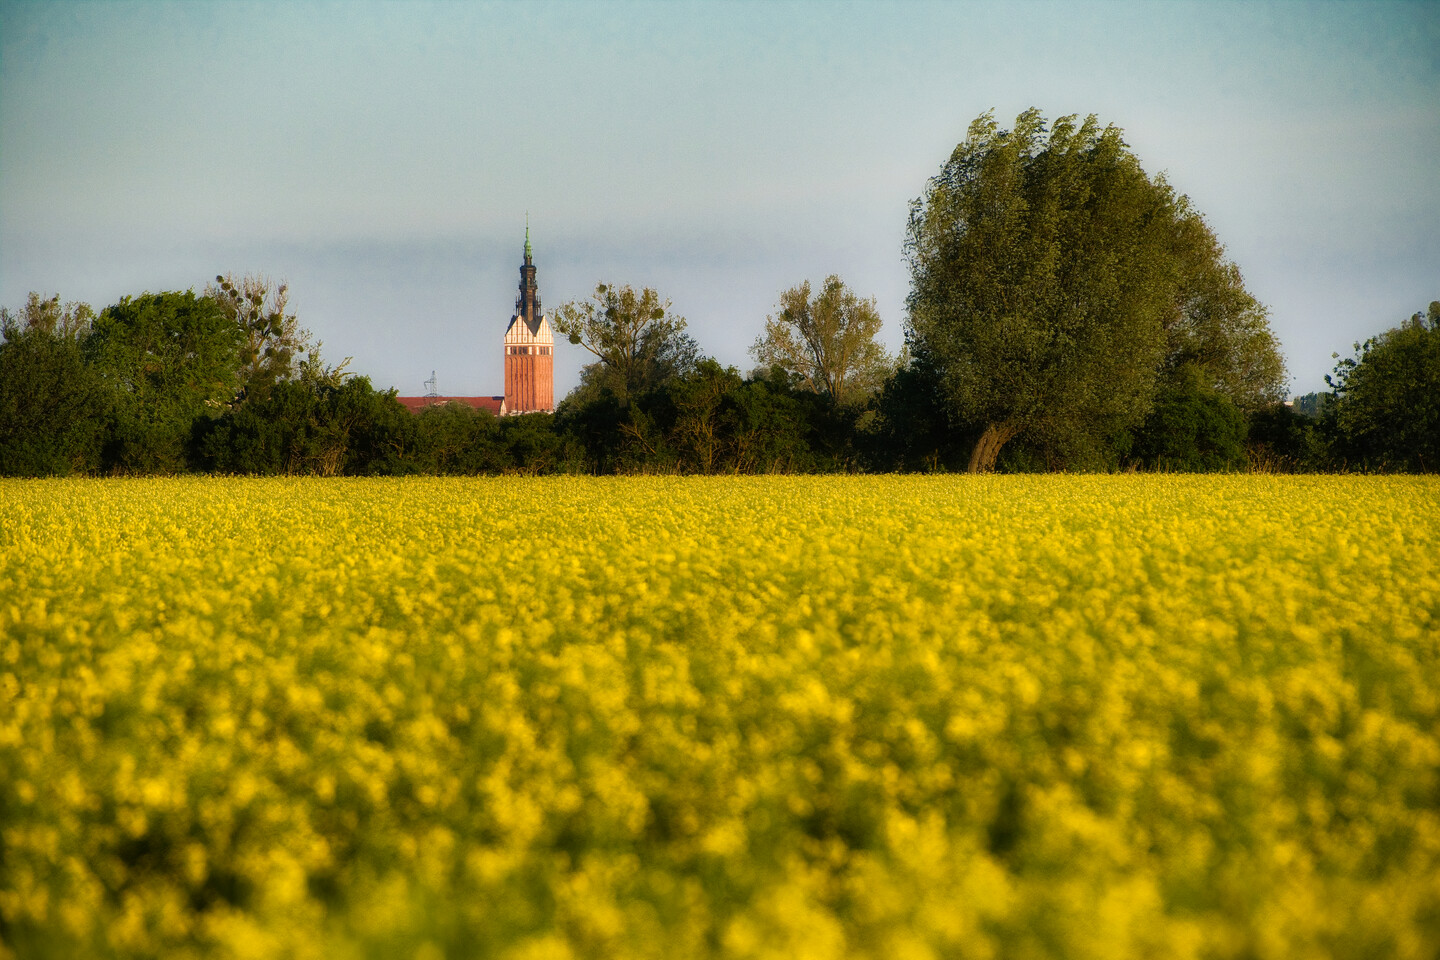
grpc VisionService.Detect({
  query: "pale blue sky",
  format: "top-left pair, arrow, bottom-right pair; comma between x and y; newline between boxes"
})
3,0 -> 1436,397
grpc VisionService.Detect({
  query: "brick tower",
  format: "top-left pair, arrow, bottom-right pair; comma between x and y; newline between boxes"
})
503,223 -> 555,413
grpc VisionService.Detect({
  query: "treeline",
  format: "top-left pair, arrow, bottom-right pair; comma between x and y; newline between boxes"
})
2,109 -> 1436,476
1,281 -> 1433,477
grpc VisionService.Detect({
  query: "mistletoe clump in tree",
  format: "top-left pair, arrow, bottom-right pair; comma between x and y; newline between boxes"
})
206,274 -> 321,406
554,283 -> 696,402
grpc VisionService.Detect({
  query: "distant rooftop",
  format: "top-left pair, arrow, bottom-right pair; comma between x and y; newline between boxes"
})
395,396 -> 506,417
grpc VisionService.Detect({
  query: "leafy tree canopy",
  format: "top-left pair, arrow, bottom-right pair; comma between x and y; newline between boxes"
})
906,108 -> 1285,471
1161,213 -> 1287,408
1128,363 -> 1248,472
206,274 -> 320,406
0,294 -> 105,475
750,276 -> 895,407
555,283 -> 696,401
3,293 -> 96,341
88,290 -> 240,410
88,290 -> 242,472
1326,301 -> 1440,472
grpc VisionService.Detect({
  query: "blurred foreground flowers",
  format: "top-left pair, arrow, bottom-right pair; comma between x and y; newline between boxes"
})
2,476 -> 1438,959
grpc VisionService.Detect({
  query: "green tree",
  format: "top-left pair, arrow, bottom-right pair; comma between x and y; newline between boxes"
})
906,109 -> 1280,471
1161,214 -> 1287,408
206,274 -> 319,406
199,376 -> 414,476
1325,301 -> 1440,472
3,292 -> 95,339
750,276 -> 895,406
1291,392 -> 1331,419
1128,364 -> 1248,471
87,290 -> 241,473
554,284 -> 694,402
866,343 -> 977,472
669,359 -> 746,474
1246,402 -> 1329,472
555,359 -> 822,475
500,412 -> 581,475
0,294 -> 106,475
411,403 -> 507,474
719,374 -> 813,473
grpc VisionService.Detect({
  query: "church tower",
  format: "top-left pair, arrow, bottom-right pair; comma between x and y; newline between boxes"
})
503,223 -> 555,413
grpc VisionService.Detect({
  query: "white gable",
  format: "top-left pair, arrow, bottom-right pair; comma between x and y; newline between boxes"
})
504,313 -> 554,345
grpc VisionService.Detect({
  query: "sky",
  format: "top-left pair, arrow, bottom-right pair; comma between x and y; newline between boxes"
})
2,0 -> 1437,399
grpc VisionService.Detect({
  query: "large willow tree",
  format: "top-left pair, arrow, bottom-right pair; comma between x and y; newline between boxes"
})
906,109 -> 1285,472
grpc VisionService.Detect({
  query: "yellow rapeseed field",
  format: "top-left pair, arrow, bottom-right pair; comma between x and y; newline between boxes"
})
2,476 -> 1438,959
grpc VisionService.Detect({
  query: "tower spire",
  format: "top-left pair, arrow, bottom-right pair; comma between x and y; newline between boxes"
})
516,217 -> 541,332
505,214 -> 554,414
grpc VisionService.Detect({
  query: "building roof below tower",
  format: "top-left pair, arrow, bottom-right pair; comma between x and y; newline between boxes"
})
394,396 -> 507,416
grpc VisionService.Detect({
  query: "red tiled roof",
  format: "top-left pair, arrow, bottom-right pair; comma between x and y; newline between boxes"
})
395,396 -> 506,416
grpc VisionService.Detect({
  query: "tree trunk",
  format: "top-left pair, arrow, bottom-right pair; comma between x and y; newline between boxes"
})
967,422 -> 1018,473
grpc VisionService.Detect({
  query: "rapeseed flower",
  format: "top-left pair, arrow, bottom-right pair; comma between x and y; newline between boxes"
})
1,476 -> 1437,958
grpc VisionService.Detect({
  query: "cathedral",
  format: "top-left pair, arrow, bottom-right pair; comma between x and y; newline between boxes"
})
503,225 -> 555,413
396,226 -> 555,416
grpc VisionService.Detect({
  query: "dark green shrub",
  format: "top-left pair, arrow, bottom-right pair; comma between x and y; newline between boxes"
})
1129,366 -> 1247,471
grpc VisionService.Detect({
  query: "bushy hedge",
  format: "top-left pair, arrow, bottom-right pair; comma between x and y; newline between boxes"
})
4,293 -> 1437,476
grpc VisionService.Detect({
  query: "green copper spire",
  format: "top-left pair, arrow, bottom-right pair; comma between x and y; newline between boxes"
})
517,214 -> 541,327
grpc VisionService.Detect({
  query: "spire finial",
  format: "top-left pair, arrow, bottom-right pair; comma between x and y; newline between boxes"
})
524,213 -> 532,260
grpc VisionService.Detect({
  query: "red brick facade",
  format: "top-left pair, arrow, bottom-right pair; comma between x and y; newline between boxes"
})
502,227 -> 555,413
504,345 -> 553,413
399,230 -> 555,415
